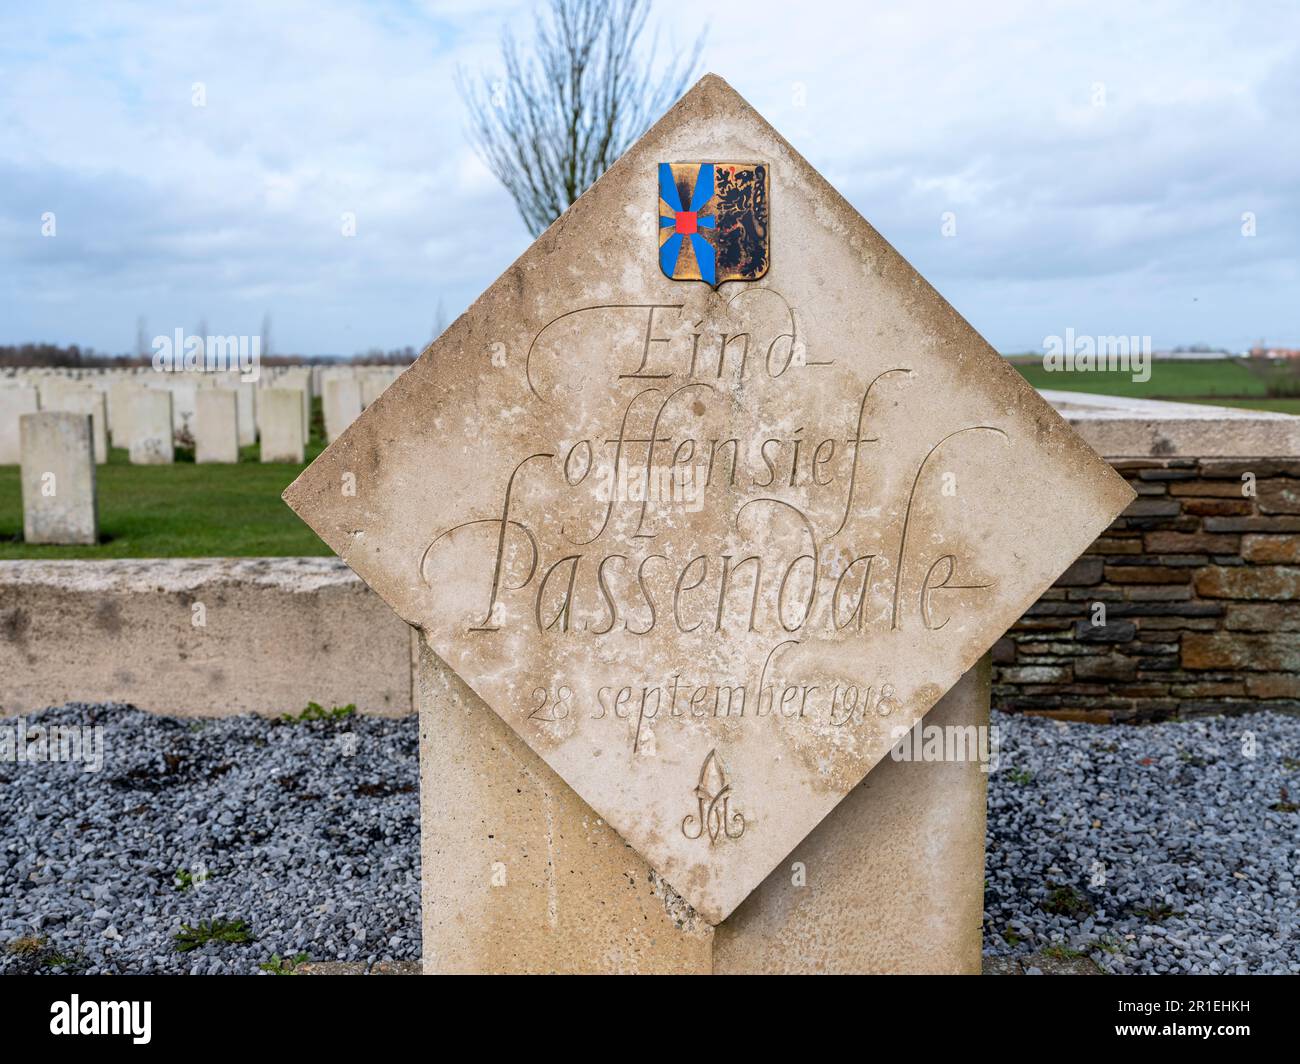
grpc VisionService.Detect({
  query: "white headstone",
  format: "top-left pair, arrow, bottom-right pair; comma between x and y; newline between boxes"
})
276,369 -> 312,443
260,388 -> 304,463
360,370 -> 391,408
58,389 -> 109,465
107,377 -> 135,448
236,382 -> 256,447
21,411 -> 98,544
323,376 -> 363,443
195,388 -> 240,463
0,386 -> 39,464
170,382 -> 197,443
128,389 -> 175,465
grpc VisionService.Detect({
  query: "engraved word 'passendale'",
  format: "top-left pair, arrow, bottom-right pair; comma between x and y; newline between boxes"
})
659,162 -> 769,286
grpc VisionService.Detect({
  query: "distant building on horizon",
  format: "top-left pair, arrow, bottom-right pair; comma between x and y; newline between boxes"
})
1248,341 -> 1300,360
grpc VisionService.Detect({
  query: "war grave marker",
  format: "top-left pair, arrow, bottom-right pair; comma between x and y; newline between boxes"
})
0,386 -> 38,464
21,411 -> 98,545
260,389 -> 305,464
128,389 -> 175,465
195,388 -> 240,464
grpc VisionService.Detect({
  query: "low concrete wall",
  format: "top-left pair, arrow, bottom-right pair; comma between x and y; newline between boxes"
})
1041,389 -> 1300,458
0,558 -> 415,717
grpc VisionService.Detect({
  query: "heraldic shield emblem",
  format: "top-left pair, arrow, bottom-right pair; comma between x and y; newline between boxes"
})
658,162 -> 769,286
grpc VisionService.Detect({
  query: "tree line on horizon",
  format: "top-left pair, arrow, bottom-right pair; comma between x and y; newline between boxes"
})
0,343 -> 419,369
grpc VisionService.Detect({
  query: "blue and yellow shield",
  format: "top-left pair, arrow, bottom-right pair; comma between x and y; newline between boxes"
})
658,162 -> 769,286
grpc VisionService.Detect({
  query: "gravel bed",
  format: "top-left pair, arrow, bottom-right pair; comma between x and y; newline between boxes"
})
984,709 -> 1299,974
1,703 -> 1296,974
0,703 -> 420,975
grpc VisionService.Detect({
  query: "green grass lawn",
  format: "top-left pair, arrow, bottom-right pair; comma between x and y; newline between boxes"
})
1014,358 -> 1260,399
1011,357 -> 1300,414
0,405 -> 330,560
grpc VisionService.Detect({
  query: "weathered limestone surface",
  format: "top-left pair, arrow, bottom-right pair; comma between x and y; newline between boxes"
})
0,558 -> 413,717
0,386 -> 39,464
418,640 -> 713,974
55,388 -> 108,464
20,411 -> 98,545
236,382 -> 256,446
195,388 -> 240,463
128,389 -> 174,465
260,388 -> 304,463
714,657 -> 990,973
419,644 -> 987,973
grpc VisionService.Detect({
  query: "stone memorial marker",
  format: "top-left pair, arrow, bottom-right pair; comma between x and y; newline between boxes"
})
323,375 -> 362,443
260,388 -> 305,463
195,388 -> 240,463
21,411 -> 98,545
107,378 -> 135,448
51,386 -> 108,464
37,377 -> 79,412
0,385 -> 39,464
359,368 -> 393,408
236,382 -> 257,447
278,369 -> 312,443
286,76 -> 1134,970
169,382 -> 197,442
128,389 -> 174,465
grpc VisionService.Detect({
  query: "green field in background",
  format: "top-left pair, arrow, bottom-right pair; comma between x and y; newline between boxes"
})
1018,358 -> 1262,397
1011,357 -> 1300,412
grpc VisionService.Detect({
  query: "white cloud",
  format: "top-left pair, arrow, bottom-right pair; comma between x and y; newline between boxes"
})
0,0 -> 1296,354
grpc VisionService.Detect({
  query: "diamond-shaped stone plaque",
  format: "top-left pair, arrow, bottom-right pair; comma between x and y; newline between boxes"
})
285,75 -> 1134,924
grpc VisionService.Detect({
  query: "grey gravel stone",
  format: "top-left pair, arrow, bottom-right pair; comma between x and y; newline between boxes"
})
983,709 -> 1299,975
0,703 -> 418,975
2,702 -> 1296,974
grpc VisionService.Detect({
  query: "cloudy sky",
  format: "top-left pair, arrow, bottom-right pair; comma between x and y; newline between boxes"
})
2,0 -> 1296,355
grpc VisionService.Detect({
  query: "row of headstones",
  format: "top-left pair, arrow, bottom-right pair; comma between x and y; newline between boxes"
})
12,401 -> 304,547
0,365 -> 399,467
4,365 -> 400,545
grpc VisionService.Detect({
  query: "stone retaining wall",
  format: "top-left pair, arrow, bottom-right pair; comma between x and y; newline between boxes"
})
994,455 -> 1300,722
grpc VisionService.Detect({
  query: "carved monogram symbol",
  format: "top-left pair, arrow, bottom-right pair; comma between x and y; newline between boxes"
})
681,749 -> 746,843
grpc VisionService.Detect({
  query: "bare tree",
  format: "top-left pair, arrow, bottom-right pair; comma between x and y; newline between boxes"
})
459,0 -> 704,237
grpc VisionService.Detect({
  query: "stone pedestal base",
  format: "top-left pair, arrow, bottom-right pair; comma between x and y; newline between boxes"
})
418,639 -> 989,974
